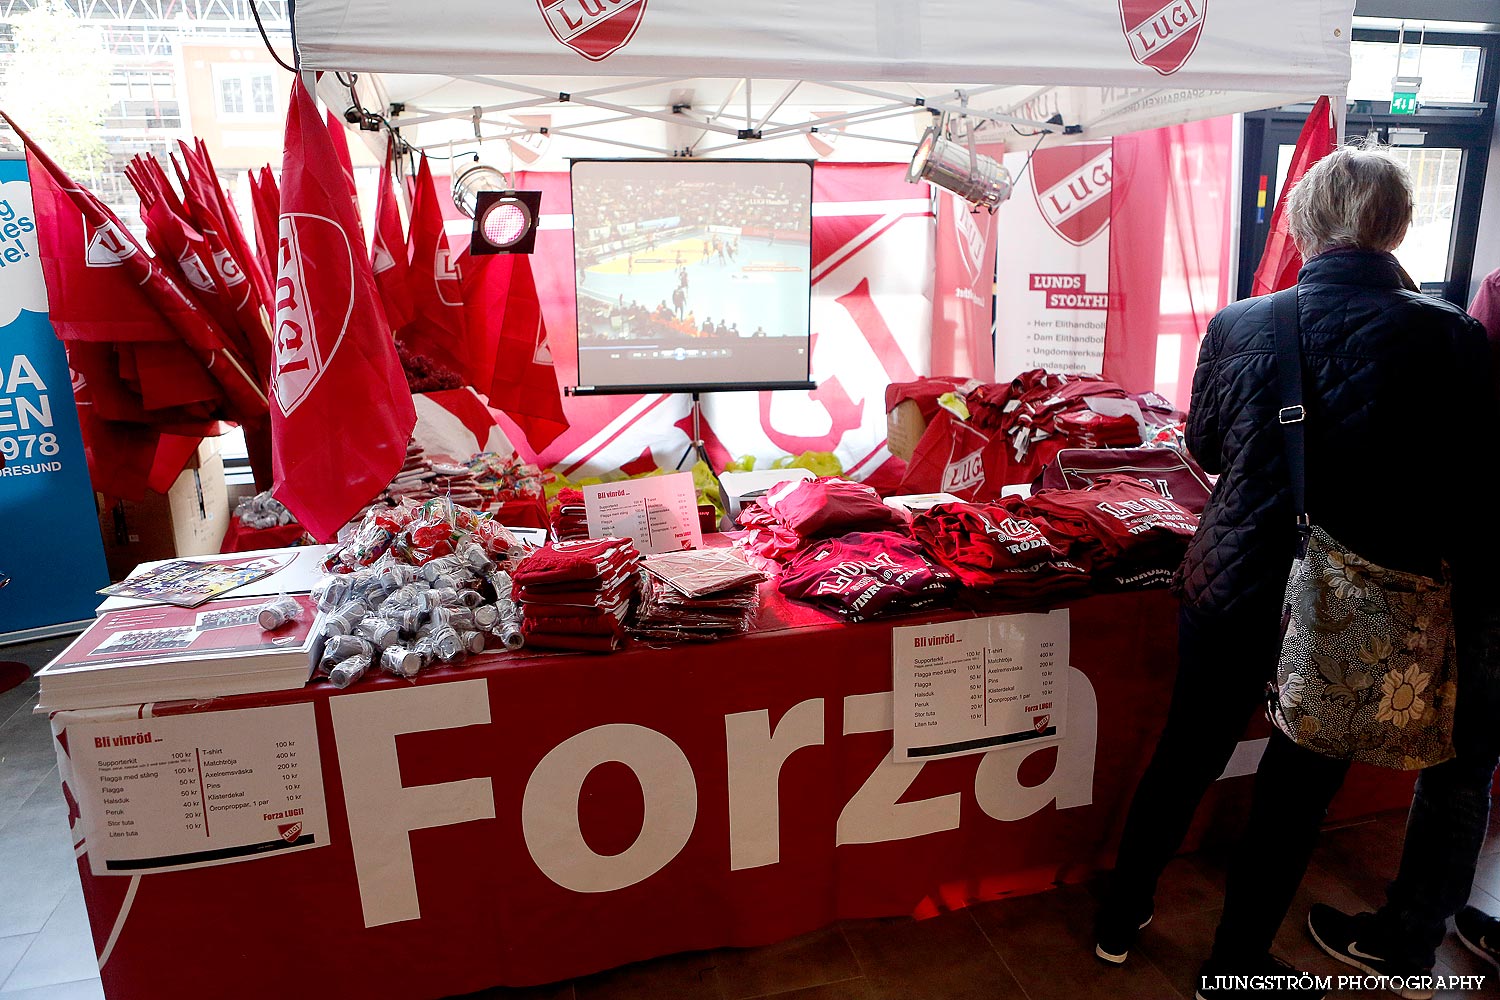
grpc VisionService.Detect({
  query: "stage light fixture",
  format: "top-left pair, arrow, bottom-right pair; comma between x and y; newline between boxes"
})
907,122 -> 1014,211
454,164 -> 541,256
452,163 -> 508,218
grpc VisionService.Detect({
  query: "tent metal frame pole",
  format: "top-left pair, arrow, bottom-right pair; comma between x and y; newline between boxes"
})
756,81 -> 802,130
399,96 -> 555,127
542,126 -> 677,155
693,104 -> 930,154
455,76 -> 749,137
755,101 -> 917,139
458,75 -> 697,100
1077,89 -> 1168,130
815,80 -> 1058,132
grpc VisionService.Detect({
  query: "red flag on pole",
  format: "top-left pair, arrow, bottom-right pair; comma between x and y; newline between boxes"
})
1,111 -> 266,421
401,155 -> 470,382
249,166 -> 281,286
194,139 -> 275,306
1252,96 -> 1336,296
324,110 -> 367,245
371,138 -> 415,332
270,75 -> 415,541
470,253 -> 570,452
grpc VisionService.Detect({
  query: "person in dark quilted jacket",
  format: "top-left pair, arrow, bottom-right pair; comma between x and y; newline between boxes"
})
1091,146 -> 1493,1000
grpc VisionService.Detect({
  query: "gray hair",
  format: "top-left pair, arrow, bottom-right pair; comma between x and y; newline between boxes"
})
1285,146 -> 1413,257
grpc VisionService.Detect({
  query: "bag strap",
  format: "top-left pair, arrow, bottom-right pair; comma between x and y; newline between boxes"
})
1269,287 -> 1312,542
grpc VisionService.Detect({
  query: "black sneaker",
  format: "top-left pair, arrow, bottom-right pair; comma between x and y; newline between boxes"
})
1455,905 -> 1500,972
1093,906 -> 1153,965
1194,954 -> 1327,999
1305,903 -> 1433,999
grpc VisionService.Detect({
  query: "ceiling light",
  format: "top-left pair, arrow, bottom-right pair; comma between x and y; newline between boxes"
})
907,122 -> 1013,211
470,190 -> 542,256
452,163 -> 509,219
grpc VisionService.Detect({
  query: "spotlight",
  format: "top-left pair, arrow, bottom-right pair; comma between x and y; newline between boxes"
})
471,190 -> 542,255
454,164 -> 541,256
907,122 -> 1013,211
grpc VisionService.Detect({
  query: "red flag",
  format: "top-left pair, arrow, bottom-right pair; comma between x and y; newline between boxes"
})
248,167 -> 279,291
195,139 -> 275,304
1252,96 -> 1336,296
1,111 -> 266,420
324,110 -> 367,245
371,139 -> 415,331
271,75 -> 415,542
250,166 -> 281,286
401,156 -> 470,382
173,143 -> 274,380
470,253 -> 569,452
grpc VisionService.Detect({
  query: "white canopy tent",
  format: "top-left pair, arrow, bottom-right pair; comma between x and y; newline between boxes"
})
292,0 -> 1354,167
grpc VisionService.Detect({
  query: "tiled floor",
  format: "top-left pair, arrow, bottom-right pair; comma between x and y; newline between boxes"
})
4,637 -> 1499,1000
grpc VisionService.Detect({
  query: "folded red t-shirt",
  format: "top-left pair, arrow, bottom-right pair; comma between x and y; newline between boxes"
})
779,531 -> 954,622
1025,474 -> 1197,572
910,498 -> 1062,587
513,537 -> 640,586
763,478 -> 904,540
524,603 -> 627,637
521,625 -> 622,653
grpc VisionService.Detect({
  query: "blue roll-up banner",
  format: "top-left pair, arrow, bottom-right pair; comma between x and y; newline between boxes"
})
0,154 -> 110,641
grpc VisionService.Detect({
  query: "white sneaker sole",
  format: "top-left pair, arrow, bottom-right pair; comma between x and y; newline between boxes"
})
1094,914 -> 1153,965
1456,928 -> 1500,973
1306,913 -> 1432,1000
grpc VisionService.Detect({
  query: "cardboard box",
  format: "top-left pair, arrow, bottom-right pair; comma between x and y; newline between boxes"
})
96,453 -> 230,581
886,399 -> 929,462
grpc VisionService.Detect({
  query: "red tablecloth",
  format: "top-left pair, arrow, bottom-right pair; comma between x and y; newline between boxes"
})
52,588 -> 1411,1000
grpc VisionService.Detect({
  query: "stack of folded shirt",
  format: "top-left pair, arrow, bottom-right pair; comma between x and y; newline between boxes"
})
735,478 -> 904,568
910,498 -> 1091,608
1052,408 -> 1142,448
778,531 -> 955,622
629,549 -> 765,643
910,498 -> 1063,586
512,537 -> 641,652
1023,474 -> 1198,588
548,488 -> 590,542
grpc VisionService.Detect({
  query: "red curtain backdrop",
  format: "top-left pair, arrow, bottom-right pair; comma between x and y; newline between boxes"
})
1103,117 -> 1236,405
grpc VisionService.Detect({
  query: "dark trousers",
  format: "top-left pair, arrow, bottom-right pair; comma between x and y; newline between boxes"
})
1371,602 -> 1500,968
1107,603 -> 1281,912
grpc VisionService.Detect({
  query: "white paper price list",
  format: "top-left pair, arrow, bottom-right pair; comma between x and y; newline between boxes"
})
72,703 -> 329,875
893,610 -> 1069,762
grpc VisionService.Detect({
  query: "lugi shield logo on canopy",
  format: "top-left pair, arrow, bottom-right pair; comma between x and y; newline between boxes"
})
1031,143 -> 1113,247
1118,0 -> 1206,76
272,213 -> 353,415
537,0 -> 648,62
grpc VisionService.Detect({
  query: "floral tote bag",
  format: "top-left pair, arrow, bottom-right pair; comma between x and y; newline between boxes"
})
1267,525 -> 1457,770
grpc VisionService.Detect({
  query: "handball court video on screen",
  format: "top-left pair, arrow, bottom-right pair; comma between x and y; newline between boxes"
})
571,159 -> 814,394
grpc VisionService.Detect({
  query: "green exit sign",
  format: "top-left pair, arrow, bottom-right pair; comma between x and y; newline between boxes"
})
1392,92 -> 1418,115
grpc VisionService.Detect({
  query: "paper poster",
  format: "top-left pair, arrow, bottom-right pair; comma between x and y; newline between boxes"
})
583,471 -> 702,554
892,610 -> 1069,762
0,155 -> 111,638
993,143 -> 1112,379
70,703 -> 329,875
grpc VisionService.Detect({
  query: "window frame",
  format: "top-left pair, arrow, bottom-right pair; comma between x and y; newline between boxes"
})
1236,27 -> 1498,306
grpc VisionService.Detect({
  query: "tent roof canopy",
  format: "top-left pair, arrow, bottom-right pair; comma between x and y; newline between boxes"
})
295,0 -> 1353,161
